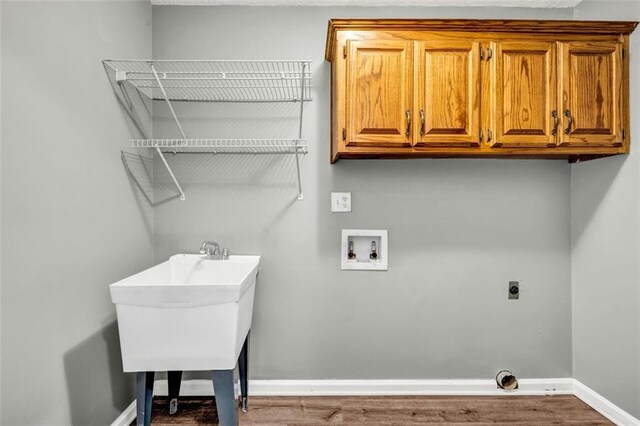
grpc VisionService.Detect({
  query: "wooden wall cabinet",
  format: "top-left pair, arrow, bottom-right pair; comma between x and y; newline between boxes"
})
491,41 -> 557,148
346,40 -> 414,148
558,41 -> 624,147
415,40 -> 481,148
326,19 -> 637,162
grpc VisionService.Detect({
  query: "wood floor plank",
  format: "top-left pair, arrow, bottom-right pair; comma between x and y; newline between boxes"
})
136,395 -> 613,425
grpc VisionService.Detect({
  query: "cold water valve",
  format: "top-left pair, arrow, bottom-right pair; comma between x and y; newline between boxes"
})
369,241 -> 378,260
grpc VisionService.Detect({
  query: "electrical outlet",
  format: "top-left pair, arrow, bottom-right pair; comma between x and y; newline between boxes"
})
331,192 -> 351,212
508,281 -> 519,300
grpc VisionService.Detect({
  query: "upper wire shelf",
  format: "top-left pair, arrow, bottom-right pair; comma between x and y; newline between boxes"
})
103,60 -> 312,102
132,138 -> 309,155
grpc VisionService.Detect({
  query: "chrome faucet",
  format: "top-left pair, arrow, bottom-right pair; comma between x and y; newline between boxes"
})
200,240 -> 220,257
199,241 -> 229,260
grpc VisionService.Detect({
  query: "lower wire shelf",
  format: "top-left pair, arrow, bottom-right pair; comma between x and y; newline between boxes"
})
132,138 -> 308,154
133,138 -> 308,201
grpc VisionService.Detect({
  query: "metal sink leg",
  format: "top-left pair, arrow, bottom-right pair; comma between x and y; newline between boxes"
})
212,369 -> 237,426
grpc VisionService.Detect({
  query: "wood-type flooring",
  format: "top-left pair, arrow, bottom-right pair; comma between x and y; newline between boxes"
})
132,395 -> 612,425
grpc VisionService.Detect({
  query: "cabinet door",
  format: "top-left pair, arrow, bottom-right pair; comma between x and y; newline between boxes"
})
346,39 -> 413,148
491,41 -> 558,148
414,40 -> 481,147
558,41 -> 623,147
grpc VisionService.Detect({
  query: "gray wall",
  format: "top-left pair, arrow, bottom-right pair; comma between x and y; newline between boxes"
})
152,6 -> 573,381
2,1 -> 636,423
0,0 -> 3,420
571,0 -> 640,418
1,1 -> 153,424
0,0 -> 3,419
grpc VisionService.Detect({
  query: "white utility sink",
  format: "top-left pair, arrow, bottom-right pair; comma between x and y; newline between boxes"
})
110,254 -> 260,372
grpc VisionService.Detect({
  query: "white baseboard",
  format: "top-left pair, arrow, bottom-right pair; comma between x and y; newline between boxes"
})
152,377 -> 573,396
247,378 -> 573,396
111,378 -> 638,426
154,379 -> 221,396
111,400 -> 137,426
574,380 -> 640,426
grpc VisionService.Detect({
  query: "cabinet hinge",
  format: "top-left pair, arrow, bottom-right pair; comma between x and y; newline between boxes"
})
479,129 -> 483,142
342,128 -> 346,141
479,46 -> 484,61
343,45 -> 347,59
486,47 -> 493,60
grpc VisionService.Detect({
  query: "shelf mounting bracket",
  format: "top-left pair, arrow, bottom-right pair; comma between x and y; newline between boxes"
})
115,70 -> 128,83
150,64 -> 187,201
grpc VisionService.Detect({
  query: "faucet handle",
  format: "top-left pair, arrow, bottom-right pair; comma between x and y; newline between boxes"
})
200,240 -> 219,255
222,248 -> 230,260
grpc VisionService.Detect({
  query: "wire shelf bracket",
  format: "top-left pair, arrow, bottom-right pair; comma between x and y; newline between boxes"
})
105,59 -> 312,202
151,63 -> 187,201
292,62 -> 306,200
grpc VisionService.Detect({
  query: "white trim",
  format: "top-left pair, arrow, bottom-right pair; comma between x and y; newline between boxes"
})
111,400 -> 137,426
149,378 -> 573,397
112,378 -> 639,426
154,379 -> 220,396
246,378 -> 573,396
150,0 -> 583,7
573,380 -> 640,426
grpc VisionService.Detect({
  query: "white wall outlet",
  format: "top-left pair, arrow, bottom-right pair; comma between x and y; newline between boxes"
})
331,192 -> 351,212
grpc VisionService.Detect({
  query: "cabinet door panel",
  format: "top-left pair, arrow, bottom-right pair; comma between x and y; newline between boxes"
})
559,41 -> 623,147
345,40 -> 413,148
492,41 -> 557,147
415,40 -> 480,147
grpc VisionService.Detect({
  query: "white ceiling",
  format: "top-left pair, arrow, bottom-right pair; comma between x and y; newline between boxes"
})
151,0 -> 583,7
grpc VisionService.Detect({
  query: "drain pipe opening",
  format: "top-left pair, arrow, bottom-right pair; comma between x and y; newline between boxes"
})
496,370 -> 518,390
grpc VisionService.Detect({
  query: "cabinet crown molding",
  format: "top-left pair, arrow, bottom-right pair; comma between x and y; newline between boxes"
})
325,19 -> 638,61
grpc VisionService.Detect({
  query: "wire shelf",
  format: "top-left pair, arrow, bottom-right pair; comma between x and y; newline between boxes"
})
132,138 -> 309,155
103,60 -> 312,102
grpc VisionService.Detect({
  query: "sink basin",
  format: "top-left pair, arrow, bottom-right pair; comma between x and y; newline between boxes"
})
110,254 -> 260,372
